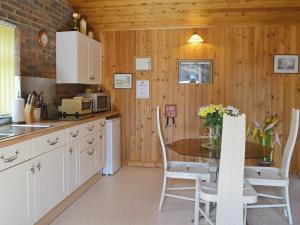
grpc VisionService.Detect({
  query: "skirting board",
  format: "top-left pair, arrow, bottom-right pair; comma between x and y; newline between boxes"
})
122,161 -> 163,168
35,173 -> 102,225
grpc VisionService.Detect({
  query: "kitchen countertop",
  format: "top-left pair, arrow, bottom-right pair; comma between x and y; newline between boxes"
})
0,111 -> 120,148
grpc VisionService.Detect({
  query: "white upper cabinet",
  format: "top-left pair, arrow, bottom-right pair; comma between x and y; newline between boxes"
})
56,31 -> 102,85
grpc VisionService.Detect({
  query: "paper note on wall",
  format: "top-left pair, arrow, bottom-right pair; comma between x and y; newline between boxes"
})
136,80 -> 150,99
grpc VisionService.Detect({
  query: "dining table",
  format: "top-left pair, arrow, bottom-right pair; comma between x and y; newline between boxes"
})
167,138 -> 272,161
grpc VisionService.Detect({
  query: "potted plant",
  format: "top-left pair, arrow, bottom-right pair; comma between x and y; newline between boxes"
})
198,104 -> 240,147
247,115 -> 280,166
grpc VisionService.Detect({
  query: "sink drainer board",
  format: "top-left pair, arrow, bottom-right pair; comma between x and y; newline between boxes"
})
0,124 -> 52,140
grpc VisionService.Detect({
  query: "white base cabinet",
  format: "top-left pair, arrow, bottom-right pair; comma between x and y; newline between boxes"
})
98,128 -> 106,170
79,145 -> 98,184
0,160 -> 34,225
34,145 -> 67,221
0,118 -> 107,225
67,141 -> 79,194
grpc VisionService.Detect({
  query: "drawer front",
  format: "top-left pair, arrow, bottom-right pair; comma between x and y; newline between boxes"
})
79,133 -> 97,152
34,130 -> 67,156
0,140 -> 34,171
79,145 -> 97,184
79,121 -> 98,137
97,118 -> 106,131
67,126 -> 81,142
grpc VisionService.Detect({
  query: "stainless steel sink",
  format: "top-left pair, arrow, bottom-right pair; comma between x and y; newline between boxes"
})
0,124 -> 53,140
0,134 -> 13,140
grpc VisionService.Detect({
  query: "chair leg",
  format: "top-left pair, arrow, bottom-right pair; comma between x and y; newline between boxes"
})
194,180 -> 200,225
284,186 -> 293,225
205,202 -> 210,223
282,187 -> 288,217
243,205 -> 247,225
159,175 -> 167,211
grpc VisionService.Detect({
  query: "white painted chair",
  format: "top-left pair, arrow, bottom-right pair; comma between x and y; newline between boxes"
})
156,106 -> 211,211
194,114 -> 258,225
245,108 -> 300,225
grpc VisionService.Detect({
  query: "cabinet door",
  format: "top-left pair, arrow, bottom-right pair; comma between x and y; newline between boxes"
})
98,129 -> 105,170
77,34 -> 89,84
67,141 -> 79,194
79,145 -> 98,184
89,40 -> 101,84
34,146 -> 67,221
0,160 -> 34,225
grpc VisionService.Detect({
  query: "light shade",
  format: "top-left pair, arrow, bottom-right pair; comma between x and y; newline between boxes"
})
188,32 -> 204,43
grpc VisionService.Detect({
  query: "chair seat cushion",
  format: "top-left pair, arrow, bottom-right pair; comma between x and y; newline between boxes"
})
244,166 -> 287,186
199,181 -> 257,204
166,161 -> 210,180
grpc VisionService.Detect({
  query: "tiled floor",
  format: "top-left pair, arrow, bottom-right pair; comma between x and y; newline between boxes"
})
51,167 -> 300,225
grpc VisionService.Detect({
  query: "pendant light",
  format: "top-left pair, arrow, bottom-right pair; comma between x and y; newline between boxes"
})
188,32 -> 204,43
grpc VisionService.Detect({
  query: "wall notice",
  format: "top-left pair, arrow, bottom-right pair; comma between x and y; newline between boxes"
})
136,80 -> 150,99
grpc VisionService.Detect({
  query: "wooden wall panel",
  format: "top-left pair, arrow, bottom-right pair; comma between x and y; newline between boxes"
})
101,25 -> 300,172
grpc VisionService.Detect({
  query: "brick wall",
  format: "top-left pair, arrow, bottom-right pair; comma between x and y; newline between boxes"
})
0,0 -> 73,79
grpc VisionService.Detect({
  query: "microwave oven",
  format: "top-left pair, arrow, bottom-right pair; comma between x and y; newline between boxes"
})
77,92 -> 111,112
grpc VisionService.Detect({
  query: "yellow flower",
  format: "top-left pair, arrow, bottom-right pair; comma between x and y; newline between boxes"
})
198,110 -> 207,118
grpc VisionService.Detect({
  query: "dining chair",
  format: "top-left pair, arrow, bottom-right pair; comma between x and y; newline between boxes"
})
194,114 -> 257,225
244,108 -> 300,225
156,106 -> 211,211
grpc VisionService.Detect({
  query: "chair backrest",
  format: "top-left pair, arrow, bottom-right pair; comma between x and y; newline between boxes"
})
156,106 -> 168,170
216,114 -> 246,225
280,108 -> 300,178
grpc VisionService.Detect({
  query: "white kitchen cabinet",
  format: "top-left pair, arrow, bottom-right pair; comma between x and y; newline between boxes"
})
56,31 -> 102,85
79,145 -> 98,184
0,160 -> 34,225
89,38 -> 101,84
34,146 -> 67,221
98,128 -> 106,171
67,141 -> 79,194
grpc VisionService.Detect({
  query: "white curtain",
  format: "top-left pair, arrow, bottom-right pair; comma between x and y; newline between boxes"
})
0,22 -> 16,115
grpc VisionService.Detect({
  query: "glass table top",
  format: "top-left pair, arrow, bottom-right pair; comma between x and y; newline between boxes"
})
167,138 -> 272,159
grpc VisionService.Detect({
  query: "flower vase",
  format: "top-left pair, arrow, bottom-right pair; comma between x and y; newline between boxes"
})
211,126 -> 222,147
257,137 -> 273,166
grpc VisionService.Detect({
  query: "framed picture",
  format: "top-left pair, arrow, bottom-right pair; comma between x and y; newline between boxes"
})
178,59 -> 213,84
274,55 -> 299,74
135,56 -> 153,71
114,73 -> 132,89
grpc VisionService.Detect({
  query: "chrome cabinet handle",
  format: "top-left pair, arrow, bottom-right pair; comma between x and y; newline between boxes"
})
87,149 -> 94,155
1,151 -> 19,163
31,165 -> 35,174
47,137 -> 59,145
36,162 -> 41,171
87,125 -> 94,131
69,147 -> 73,154
70,130 -> 79,137
86,138 -> 94,145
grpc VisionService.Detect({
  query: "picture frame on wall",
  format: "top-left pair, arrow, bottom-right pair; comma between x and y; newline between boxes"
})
274,54 -> 299,74
135,56 -> 153,71
178,59 -> 213,84
114,73 -> 132,89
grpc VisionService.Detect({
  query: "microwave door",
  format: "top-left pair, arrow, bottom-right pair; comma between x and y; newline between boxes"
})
97,96 -> 109,111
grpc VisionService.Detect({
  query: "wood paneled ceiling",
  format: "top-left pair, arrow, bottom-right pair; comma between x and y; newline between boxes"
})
68,0 -> 300,30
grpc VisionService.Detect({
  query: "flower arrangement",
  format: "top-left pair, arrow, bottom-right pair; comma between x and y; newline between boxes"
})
198,104 -> 240,147
247,115 -> 280,160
